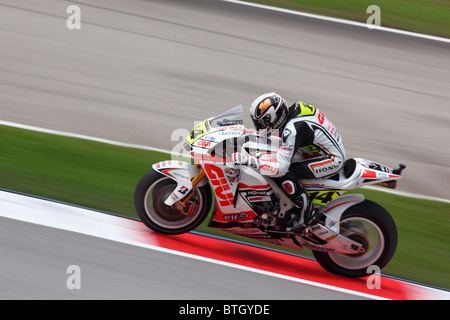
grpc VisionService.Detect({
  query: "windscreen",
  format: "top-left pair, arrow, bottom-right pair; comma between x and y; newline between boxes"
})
208,105 -> 243,128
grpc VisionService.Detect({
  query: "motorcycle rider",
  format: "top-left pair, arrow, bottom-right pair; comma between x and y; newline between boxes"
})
232,92 -> 346,231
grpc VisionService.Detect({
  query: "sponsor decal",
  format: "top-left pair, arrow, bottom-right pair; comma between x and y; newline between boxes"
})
303,145 -> 320,154
260,164 -> 279,175
327,121 -> 336,136
300,241 -> 336,252
204,164 -> 234,207
196,140 -> 211,148
298,103 -> 316,117
177,186 -> 189,195
362,169 -> 377,178
246,196 -> 272,202
245,234 -> 274,239
222,119 -> 243,125
317,111 -> 325,125
282,128 -> 291,143
314,164 -> 340,174
307,191 -> 340,205
240,188 -> 274,207
328,220 -> 337,228
273,109 -> 287,129
204,120 -> 211,132
172,171 -> 191,180
224,168 -> 241,183
204,134 -> 216,141
223,212 -> 250,221
309,158 -> 341,174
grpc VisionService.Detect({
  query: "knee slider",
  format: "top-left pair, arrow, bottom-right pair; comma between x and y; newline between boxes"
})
282,180 -> 296,195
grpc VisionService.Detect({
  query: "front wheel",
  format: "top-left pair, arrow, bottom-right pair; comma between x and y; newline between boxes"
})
313,200 -> 398,278
134,169 -> 212,235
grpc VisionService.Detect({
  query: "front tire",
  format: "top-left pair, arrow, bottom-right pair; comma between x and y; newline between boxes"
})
134,169 -> 212,235
313,200 -> 397,278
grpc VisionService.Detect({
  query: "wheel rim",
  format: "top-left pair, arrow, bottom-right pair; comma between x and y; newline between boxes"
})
328,217 -> 385,270
143,177 -> 204,230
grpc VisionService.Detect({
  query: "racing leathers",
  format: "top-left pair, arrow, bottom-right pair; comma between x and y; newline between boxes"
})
260,102 -> 345,180
235,101 -> 346,229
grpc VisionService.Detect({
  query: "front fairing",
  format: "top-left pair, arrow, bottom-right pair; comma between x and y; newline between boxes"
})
184,105 -> 246,157
184,105 -> 283,158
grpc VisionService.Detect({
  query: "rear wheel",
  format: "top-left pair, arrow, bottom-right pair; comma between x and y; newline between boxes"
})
134,169 -> 212,235
313,200 -> 397,278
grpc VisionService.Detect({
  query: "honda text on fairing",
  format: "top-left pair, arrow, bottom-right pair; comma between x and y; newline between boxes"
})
134,105 -> 406,277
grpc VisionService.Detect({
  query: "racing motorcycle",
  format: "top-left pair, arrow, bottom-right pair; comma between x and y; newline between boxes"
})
134,105 -> 406,278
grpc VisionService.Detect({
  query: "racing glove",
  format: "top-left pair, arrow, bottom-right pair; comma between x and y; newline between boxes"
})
232,152 -> 260,171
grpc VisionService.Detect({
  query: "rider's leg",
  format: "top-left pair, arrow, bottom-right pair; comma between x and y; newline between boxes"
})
274,171 -> 319,228
282,155 -> 344,229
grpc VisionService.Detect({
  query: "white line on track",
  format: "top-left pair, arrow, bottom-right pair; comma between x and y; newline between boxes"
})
1,120 -> 449,203
0,120 -> 171,155
222,0 -> 450,43
0,190 -> 388,300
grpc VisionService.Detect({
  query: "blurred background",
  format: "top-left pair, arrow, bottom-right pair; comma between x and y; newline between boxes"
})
1,0 -> 449,198
1,0 -> 449,291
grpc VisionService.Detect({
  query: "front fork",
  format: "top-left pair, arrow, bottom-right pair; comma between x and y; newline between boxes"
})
172,165 -> 207,216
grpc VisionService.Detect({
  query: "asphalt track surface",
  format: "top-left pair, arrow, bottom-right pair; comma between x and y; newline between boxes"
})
2,189 -> 449,300
0,191 -> 370,300
1,219 -> 367,300
0,0 -> 449,300
4,190 -> 449,300
2,218 -> 338,300
1,0 -> 449,199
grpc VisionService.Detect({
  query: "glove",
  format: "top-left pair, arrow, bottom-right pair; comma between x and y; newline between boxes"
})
232,152 -> 247,165
232,152 -> 260,170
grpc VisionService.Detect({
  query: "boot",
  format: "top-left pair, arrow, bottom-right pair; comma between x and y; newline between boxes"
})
287,193 -> 319,232
303,202 -> 320,226
275,173 -> 319,232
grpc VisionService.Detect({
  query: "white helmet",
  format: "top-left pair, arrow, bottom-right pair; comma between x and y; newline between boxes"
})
249,92 -> 289,131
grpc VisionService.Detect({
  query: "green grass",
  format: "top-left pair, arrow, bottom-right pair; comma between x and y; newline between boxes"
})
1,124 -> 449,289
247,0 -> 450,38
0,126 -> 167,216
347,188 -> 450,288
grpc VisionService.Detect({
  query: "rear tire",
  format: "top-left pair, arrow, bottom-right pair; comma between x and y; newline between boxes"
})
313,200 -> 397,278
134,169 -> 212,235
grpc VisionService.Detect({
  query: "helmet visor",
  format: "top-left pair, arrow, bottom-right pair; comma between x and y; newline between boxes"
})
255,97 -> 280,118
253,113 -> 273,130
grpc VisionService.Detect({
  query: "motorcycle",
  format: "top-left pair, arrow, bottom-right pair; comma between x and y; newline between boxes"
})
134,105 -> 406,278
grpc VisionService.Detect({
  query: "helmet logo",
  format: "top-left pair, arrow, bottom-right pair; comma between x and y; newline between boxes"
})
257,98 -> 273,117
